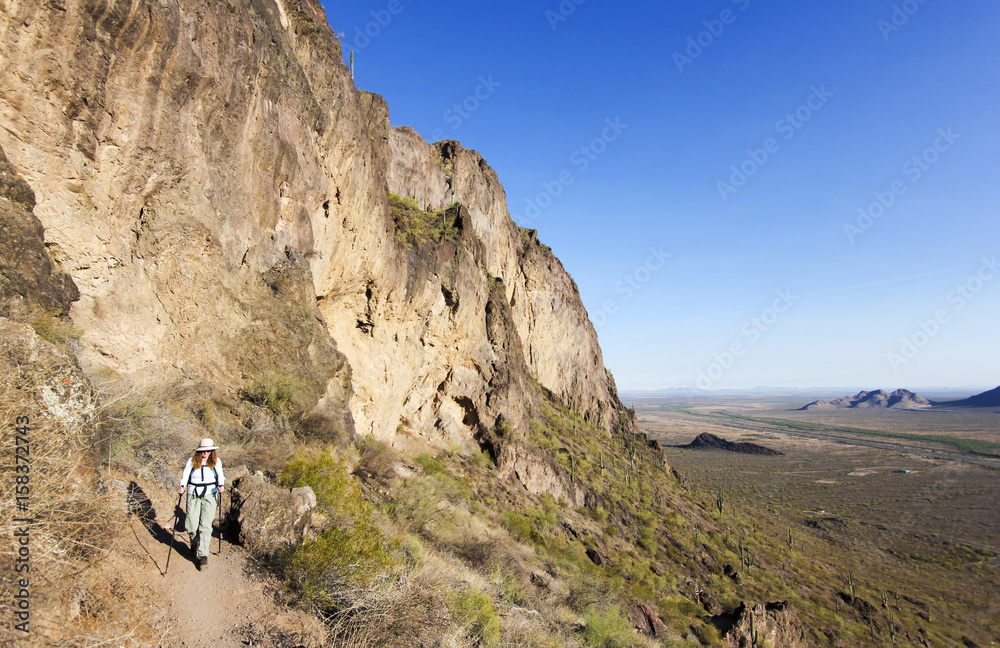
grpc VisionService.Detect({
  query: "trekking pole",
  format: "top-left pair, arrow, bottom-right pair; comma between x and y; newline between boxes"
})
216,489 -> 223,556
165,491 -> 183,575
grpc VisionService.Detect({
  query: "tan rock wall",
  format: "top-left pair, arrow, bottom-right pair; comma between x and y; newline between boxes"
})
386,131 -> 626,433
0,0 -> 630,459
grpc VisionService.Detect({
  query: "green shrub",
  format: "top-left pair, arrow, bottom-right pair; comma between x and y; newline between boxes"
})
103,393 -> 154,462
696,622 -> 722,645
240,372 -> 306,415
590,506 -> 608,522
416,452 -> 447,475
470,448 -> 493,468
497,570 -> 528,605
281,522 -> 398,610
447,587 -> 502,647
279,449 -> 346,508
502,510 -> 544,545
278,451 -> 401,609
385,471 -> 479,535
581,605 -> 636,648
501,497 -> 559,548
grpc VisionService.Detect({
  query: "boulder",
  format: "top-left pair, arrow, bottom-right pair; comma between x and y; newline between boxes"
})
629,602 -> 667,637
721,601 -> 806,648
586,547 -> 609,567
230,474 -> 316,555
0,318 -> 94,430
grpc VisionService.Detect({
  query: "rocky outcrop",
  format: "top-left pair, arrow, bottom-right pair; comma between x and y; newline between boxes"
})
720,601 -> 805,648
0,317 -> 95,430
229,473 -> 316,555
629,602 -> 667,637
0,145 -> 79,322
801,389 -> 931,410
0,0 -> 635,482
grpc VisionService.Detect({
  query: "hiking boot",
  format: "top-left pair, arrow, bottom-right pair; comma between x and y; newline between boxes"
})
199,556 -> 208,570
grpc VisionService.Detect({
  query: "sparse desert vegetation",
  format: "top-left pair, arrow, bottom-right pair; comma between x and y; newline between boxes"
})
633,392 -> 1000,647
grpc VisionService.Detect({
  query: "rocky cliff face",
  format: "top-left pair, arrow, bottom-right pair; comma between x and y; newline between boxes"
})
0,144 -> 79,322
0,0 -> 631,467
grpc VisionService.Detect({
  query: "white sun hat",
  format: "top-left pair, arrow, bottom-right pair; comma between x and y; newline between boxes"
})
194,438 -> 219,452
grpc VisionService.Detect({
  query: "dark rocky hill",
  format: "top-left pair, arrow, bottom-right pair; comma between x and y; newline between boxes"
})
679,432 -> 783,455
935,386 -> 1000,408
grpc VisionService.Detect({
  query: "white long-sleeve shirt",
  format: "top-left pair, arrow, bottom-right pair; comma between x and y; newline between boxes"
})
179,457 -> 225,497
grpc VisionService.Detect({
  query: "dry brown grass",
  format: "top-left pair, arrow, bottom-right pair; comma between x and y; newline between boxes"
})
0,347 -> 169,646
319,560 -> 453,647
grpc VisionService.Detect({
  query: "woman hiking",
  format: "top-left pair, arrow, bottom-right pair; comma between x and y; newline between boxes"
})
177,438 -> 225,570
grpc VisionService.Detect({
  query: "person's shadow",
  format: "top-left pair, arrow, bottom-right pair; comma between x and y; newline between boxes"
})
126,481 -> 192,574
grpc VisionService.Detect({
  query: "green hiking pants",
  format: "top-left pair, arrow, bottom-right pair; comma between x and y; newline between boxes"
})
185,492 -> 217,559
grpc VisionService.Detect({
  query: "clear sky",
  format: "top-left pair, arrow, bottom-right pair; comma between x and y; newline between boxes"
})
320,0 -> 1000,391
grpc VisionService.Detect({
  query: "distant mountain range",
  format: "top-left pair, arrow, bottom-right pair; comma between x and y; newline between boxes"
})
799,386 -> 999,410
800,389 -> 931,410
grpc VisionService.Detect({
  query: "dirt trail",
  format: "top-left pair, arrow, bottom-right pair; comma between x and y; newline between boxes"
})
124,485 -> 321,648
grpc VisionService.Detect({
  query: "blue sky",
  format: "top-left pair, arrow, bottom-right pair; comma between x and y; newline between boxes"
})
320,1 -> 1000,391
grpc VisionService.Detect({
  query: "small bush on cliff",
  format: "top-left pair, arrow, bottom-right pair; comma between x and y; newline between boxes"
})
240,372 -> 306,415
355,437 -> 399,482
500,495 -> 559,549
29,309 -> 82,346
388,191 -> 460,248
415,452 -> 446,475
278,451 -> 401,610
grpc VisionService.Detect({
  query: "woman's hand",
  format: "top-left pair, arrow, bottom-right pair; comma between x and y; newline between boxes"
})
177,486 -> 185,494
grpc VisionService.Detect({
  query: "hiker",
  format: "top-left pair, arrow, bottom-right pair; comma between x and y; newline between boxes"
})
177,438 -> 225,570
